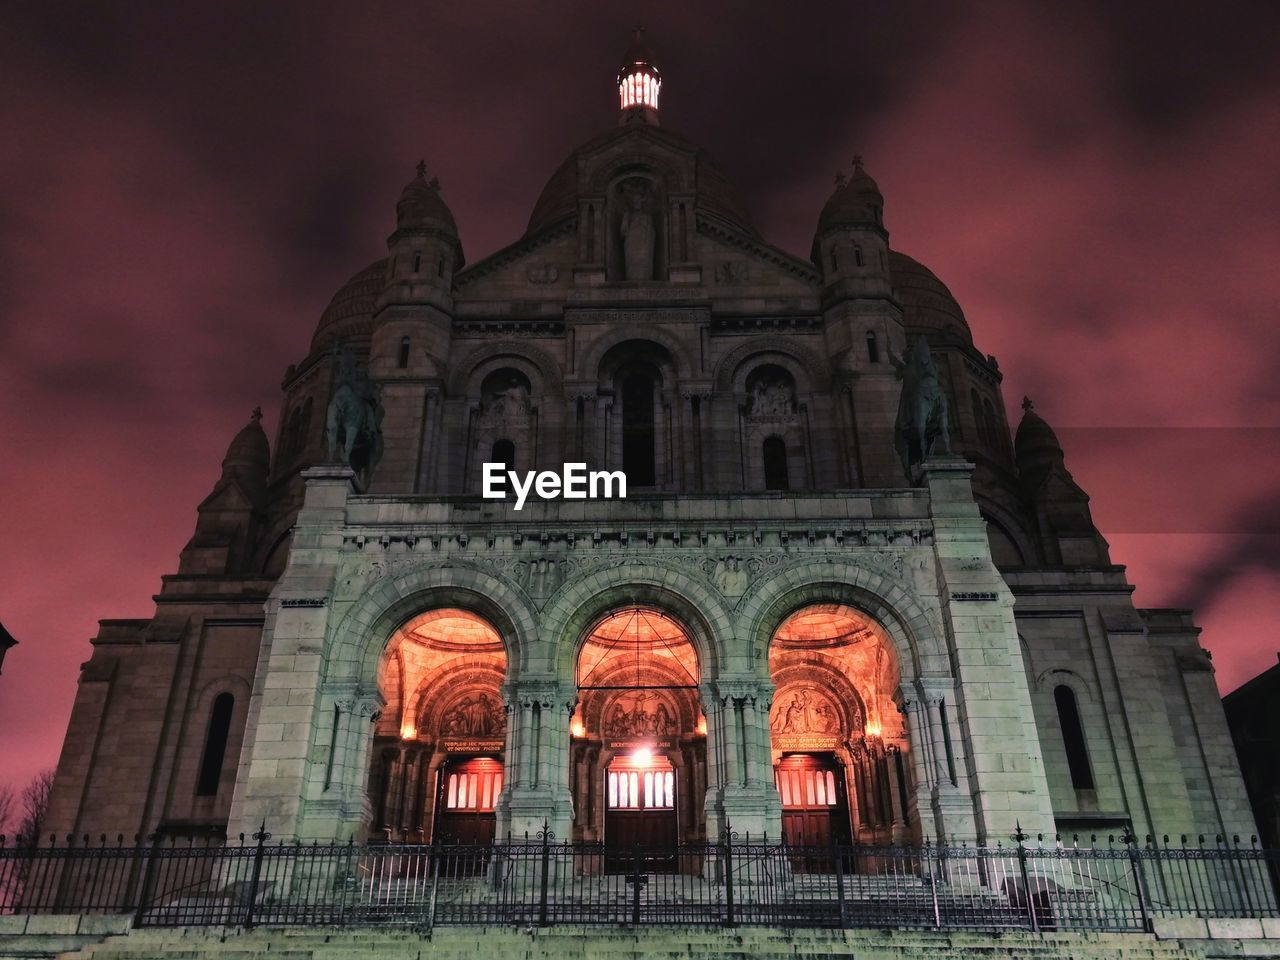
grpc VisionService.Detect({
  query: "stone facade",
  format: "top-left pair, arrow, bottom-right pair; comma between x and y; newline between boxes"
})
44,49 -> 1257,856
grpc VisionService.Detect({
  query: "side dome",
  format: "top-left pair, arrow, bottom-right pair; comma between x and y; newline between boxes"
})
888,250 -> 973,344
311,259 -> 387,354
524,125 -> 757,239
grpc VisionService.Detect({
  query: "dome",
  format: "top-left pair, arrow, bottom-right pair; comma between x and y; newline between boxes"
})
524,124 -> 757,239
311,259 -> 387,353
888,250 -> 973,344
1015,397 -> 1066,489
397,166 -> 458,235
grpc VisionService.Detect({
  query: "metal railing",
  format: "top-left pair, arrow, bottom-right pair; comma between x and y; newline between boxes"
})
2,826 -> 1276,931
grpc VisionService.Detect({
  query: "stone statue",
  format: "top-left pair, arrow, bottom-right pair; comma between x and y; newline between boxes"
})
619,180 -> 655,281
749,376 -> 795,417
325,348 -> 385,490
890,336 -> 951,473
440,692 -> 504,737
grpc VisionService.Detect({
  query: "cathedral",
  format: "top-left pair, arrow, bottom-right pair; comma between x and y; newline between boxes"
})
44,36 -> 1257,859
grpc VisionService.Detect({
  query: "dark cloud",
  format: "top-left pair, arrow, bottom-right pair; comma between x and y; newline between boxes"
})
1,0 -> 1279,792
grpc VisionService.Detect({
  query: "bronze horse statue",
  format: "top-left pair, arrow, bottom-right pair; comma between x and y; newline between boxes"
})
325,349 -> 385,489
892,336 -> 952,473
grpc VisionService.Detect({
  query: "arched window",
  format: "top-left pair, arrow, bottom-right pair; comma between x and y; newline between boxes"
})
437,256 -> 445,278
285,406 -> 302,458
853,245 -> 864,267
983,398 -> 999,448
971,389 -> 987,444
491,439 -> 515,472
763,436 -> 789,491
197,692 -> 235,797
1054,685 -> 1094,790
397,336 -> 411,369
412,252 -> 422,273
829,246 -> 838,272
621,371 -> 656,486
866,330 -> 880,364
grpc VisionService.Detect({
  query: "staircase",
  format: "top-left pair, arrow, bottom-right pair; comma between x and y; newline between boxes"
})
54,924 -> 1216,960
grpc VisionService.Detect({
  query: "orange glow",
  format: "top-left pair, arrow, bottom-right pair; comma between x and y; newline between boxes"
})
400,723 -> 416,740
571,720 -> 586,738
631,746 -> 653,767
696,713 -> 707,735
865,720 -> 882,738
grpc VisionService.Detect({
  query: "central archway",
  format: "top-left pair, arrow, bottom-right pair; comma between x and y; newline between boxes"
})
569,606 -> 707,858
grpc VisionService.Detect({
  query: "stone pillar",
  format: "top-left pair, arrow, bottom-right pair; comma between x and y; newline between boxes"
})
885,745 -> 909,842
227,466 -> 355,841
496,678 -> 574,840
920,456 -> 1056,841
713,679 -> 782,839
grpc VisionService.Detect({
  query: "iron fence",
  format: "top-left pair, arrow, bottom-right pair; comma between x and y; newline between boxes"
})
1,827 -> 1276,931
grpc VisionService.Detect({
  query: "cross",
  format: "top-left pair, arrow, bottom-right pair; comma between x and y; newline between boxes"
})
852,154 -> 864,170
834,171 -> 847,188
251,406 -> 263,423
415,158 -> 427,179
1022,396 -> 1034,412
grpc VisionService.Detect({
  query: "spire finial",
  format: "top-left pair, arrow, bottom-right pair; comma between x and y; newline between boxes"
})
1022,396 -> 1034,413
251,406 -> 263,423
834,171 -> 847,188
852,154 -> 865,171
415,159 -> 427,180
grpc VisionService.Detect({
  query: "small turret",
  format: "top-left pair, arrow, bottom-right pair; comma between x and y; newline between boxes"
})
1014,398 -> 1110,566
813,156 -> 891,300
179,409 -> 270,576
378,161 -> 463,314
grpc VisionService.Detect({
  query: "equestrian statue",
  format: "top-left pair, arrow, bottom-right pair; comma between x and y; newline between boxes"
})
325,348 -> 385,491
890,336 -> 952,475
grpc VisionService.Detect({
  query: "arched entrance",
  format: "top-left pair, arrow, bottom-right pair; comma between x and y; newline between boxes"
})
769,604 -> 911,846
569,607 -> 707,857
370,608 -> 507,844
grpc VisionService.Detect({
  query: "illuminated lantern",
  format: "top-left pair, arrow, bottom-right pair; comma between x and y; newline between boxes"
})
617,28 -> 661,121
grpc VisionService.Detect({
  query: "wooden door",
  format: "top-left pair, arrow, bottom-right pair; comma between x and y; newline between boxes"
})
434,756 -> 502,847
604,754 -> 677,871
774,753 -> 851,849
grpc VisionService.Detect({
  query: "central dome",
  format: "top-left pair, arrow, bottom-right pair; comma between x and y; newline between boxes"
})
525,124 -> 757,240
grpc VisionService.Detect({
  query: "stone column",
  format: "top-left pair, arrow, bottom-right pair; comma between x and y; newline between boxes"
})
714,679 -> 782,839
497,679 -> 574,840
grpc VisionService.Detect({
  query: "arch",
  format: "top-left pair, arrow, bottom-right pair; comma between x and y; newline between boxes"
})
490,438 -> 515,471
713,336 -> 831,392
577,327 -> 696,383
976,497 -> 1037,569
326,561 -> 538,688
445,341 -> 564,397
542,562 -> 733,685
738,557 -> 944,680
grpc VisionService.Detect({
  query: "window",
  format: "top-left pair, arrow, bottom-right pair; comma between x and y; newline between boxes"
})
971,390 -> 986,444
444,764 -> 503,812
607,769 -> 674,809
854,245 -> 864,267
775,767 -> 838,809
866,330 -> 880,364
1054,685 -> 1095,790
763,436 -> 789,491
983,398 -> 999,448
491,439 -> 515,472
412,252 -> 422,273
621,371 -> 656,486
397,336 -> 411,369
196,693 -> 234,796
